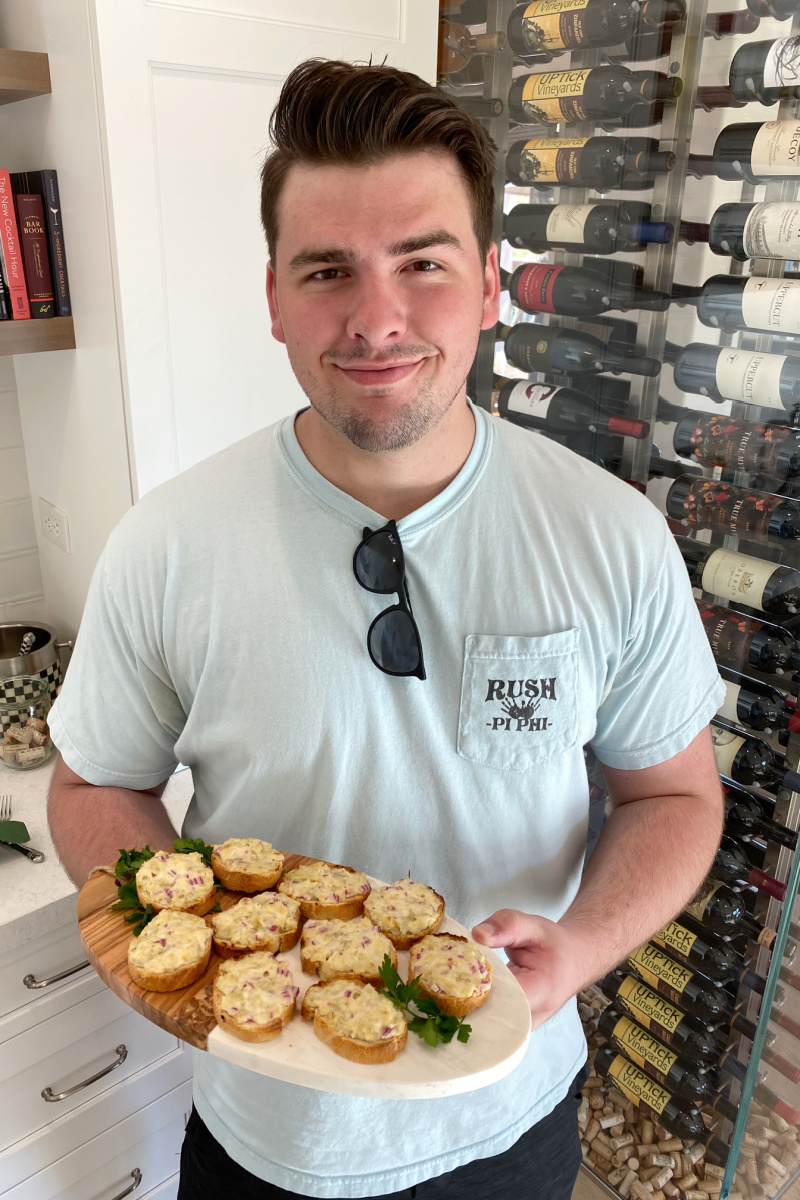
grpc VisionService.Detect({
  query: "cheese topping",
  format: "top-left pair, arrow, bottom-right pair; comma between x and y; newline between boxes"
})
302,917 -> 393,976
304,980 -> 406,1043
128,909 -> 211,975
278,862 -> 371,904
215,951 -> 299,1027
211,891 -> 301,949
409,936 -> 492,1000
364,880 -> 442,937
213,838 -> 283,875
136,851 -> 214,908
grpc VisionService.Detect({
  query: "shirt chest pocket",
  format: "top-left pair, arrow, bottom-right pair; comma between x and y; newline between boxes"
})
457,630 -> 580,771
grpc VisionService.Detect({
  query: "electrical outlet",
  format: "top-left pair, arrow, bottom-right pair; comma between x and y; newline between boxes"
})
39,497 -> 71,553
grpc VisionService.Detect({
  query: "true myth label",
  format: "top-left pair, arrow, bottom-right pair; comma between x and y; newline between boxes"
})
741,276 -> 800,335
519,137 -> 589,184
519,69 -> 591,123
522,0 -> 593,52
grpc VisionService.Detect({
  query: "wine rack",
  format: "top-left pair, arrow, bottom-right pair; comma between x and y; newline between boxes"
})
438,2 -> 800,1198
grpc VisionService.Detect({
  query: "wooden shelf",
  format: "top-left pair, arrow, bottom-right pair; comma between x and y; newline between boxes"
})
0,316 -> 74,356
0,48 -> 51,104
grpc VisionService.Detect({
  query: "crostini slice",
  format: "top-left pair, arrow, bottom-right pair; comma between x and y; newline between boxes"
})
127,909 -> 212,993
277,860 -> 371,919
408,933 -> 492,1017
300,916 -> 397,985
301,979 -> 408,1064
363,879 -> 445,950
210,891 -> 302,958
212,950 -> 299,1043
135,850 -> 217,915
210,838 -> 284,892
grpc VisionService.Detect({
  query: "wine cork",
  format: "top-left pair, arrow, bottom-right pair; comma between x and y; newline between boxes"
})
745,1160 -> 761,1187
609,1166 -> 629,1186
600,1112 -> 626,1129
704,1165 -> 725,1180
686,1143 -> 706,1165
663,1185 -> 679,1198
591,1137 -> 614,1161
677,1172 -> 698,1190
590,1150 -> 613,1178
627,1157 -> 641,1172
642,1121 -> 656,1145
585,1118 -> 601,1143
619,1169 -> 639,1199
584,1075 -> 604,1089
630,1183 -> 654,1200
761,1154 -> 786,1177
659,1138 -> 683,1154
760,1166 -> 780,1187
611,1132 -> 635,1150
680,1192 -> 707,1199
768,1114 -> 790,1134
589,1090 -> 605,1110
641,1166 -> 663,1182
700,1180 -> 722,1196
650,1167 -> 674,1190
577,1096 -> 589,1130
580,1138 -> 591,1161
655,1124 -> 670,1141
594,1131 -> 613,1150
643,1154 -> 676,1169
603,1104 -> 616,1116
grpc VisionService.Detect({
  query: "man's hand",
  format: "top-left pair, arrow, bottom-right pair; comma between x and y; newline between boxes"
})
472,908 -> 593,1030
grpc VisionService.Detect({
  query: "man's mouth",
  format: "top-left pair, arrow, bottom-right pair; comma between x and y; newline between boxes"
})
333,360 -> 424,387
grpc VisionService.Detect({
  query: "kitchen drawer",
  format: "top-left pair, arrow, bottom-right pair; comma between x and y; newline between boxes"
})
1,1047 -> 192,1191
3,1078 -> 192,1199
140,1172 -> 179,1200
0,921 -> 94,1030
1,987 -> 180,1154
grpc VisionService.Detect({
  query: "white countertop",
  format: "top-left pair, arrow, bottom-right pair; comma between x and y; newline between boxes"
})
0,760 -> 195,955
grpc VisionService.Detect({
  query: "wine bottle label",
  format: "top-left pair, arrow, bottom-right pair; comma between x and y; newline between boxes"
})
697,602 -> 754,668
714,348 -> 786,410
519,137 -> 589,184
612,1015 -> 679,1079
605,1054 -> 672,1117
656,920 -> 698,962
522,0 -> 592,52
514,264 -> 565,314
685,878 -> 726,924
718,680 -> 743,724
683,481 -> 784,539
700,547 -> 774,608
750,121 -> 800,176
629,944 -> 693,1006
519,70 -> 591,123
680,413 -> 788,475
545,204 -> 597,246
617,976 -> 684,1036
762,38 -> 800,90
506,380 -> 559,416
741,276 -> 800,335
711,725 -> 746,777
743,202 -> 800,260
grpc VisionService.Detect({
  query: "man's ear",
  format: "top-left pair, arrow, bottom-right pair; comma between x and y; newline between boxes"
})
266,261 -> 286,345
480,241 -> 501,331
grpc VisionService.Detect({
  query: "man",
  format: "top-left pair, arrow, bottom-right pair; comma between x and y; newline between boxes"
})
48,59 -> 724,1200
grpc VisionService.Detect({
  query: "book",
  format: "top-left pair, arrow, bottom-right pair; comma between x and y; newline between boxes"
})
14,194 -> 55,318
0,171 -> 31,319
10,170 -> 71,316
0,251 -> 10,321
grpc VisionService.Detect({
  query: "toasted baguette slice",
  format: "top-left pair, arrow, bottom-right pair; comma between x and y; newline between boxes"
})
363,879 -> 445,951
210,838 -> 284,892
409,933 -> 492,1017
127,909 -> 212,992
300,916 -> 396,985
301,979 -> 408,1064
210,891 -> 302,958
135,850 -> 217,915
212,950 -> 298,1043
277,860 -> 371,919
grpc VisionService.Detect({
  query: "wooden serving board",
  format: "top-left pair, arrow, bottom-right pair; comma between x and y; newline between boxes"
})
77,852 -> 313,1051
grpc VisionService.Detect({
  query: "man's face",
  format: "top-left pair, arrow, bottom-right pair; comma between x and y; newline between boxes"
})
266,151 -> 499,453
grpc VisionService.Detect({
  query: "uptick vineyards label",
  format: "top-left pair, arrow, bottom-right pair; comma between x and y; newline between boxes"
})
520,69 -> 591,123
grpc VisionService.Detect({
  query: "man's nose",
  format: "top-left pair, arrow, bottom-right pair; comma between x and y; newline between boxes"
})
345,274 -> 408,346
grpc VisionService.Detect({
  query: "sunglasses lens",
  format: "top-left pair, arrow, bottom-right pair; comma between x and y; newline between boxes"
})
369,609 -> 421,674
355,533 -> 404,593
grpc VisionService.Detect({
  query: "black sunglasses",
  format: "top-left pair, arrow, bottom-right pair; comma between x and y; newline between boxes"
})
352,520 -> 426,680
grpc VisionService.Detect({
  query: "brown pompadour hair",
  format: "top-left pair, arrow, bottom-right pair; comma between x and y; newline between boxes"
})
260,58 -> 497,264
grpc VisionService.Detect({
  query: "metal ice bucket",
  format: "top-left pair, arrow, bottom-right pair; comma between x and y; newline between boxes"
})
0,624 -> 72,733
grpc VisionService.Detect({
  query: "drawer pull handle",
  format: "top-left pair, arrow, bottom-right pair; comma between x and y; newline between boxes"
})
42,1043 -> 128,1101
110,1168 -> 142,1199
24,959 -> 91,989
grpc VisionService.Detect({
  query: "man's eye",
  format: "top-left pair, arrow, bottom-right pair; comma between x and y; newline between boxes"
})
309,268 -> 345,281
410,260 -> 440,272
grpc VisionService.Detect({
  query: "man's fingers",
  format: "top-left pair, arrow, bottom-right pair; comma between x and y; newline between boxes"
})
472,908 -> 554,949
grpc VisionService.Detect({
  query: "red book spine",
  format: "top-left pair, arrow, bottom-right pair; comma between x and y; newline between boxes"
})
0,170 -> 30,319
14,194 -> 54,318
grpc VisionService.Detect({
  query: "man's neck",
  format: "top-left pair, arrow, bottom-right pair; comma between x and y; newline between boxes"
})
293,397 -> 477,521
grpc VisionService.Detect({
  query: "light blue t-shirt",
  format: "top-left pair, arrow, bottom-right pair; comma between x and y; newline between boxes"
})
50,403 -> 724,1197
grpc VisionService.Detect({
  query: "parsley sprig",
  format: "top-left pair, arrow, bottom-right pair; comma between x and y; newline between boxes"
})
378,954 -> 472,1047
109,838 -> 222,935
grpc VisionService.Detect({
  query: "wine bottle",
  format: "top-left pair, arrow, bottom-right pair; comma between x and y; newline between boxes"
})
668,478 -> 800,546
695,601 -> 800,677
674,536 -> 800,617
711,723 -> 800,811
690,122 -> 800,187
729,1016 -> 800,1082
597,1010 -> 714,1105
668,341 -> 800,411
685,878 -> 779,949
693,274 -> 800,339
496,322 -> 661,377
670,410 -> 800,481
705,8 -> 761,35
705,202 -> 800,262
503,202 -> 673,256
437,20 -> 507,79
600,972 -> 725,1061
452,95 -> 505,118
503,262 -> 672,317
748,0 -> 800,18
573,316 -> 639,352
718,673 -> 800,739
626,941 -> 733,1022
496,379 -> 649,438
581,258 -> 699,306
505,134 -> 675,189
508,64 -> 655,124
603,70 -> 683,127
651,917 -> 749,983
593,1049 -> 707,1139
724,780 -> 799,848
729,36 -> 800,103
605,448 -> 698,480
439,0 -> 489,20
717,1050 -> 800,1125
506,0 -> 643,56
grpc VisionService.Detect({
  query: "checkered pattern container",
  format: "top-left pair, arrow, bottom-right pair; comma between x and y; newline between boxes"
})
0,676 -> 55,770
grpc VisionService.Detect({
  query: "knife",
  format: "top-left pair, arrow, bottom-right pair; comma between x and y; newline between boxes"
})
1,840 -> 45,863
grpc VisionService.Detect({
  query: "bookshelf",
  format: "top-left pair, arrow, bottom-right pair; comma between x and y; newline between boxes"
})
0,314 -> 73,356
0,48 -> 50,104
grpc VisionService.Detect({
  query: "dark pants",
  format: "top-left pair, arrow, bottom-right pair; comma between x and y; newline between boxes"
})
176,1065 -> 587,1200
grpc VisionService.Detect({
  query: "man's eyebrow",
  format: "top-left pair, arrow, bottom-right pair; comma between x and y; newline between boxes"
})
287,230 -> 464,272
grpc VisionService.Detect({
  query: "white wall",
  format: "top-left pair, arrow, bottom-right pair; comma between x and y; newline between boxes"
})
0,357 -> 48,627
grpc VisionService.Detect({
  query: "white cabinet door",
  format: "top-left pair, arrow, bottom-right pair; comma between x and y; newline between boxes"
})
90,0 -> 438,498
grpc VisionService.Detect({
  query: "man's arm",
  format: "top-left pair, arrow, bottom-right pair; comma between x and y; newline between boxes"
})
48,754 -> 180,889
472,725 -> 724,1029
